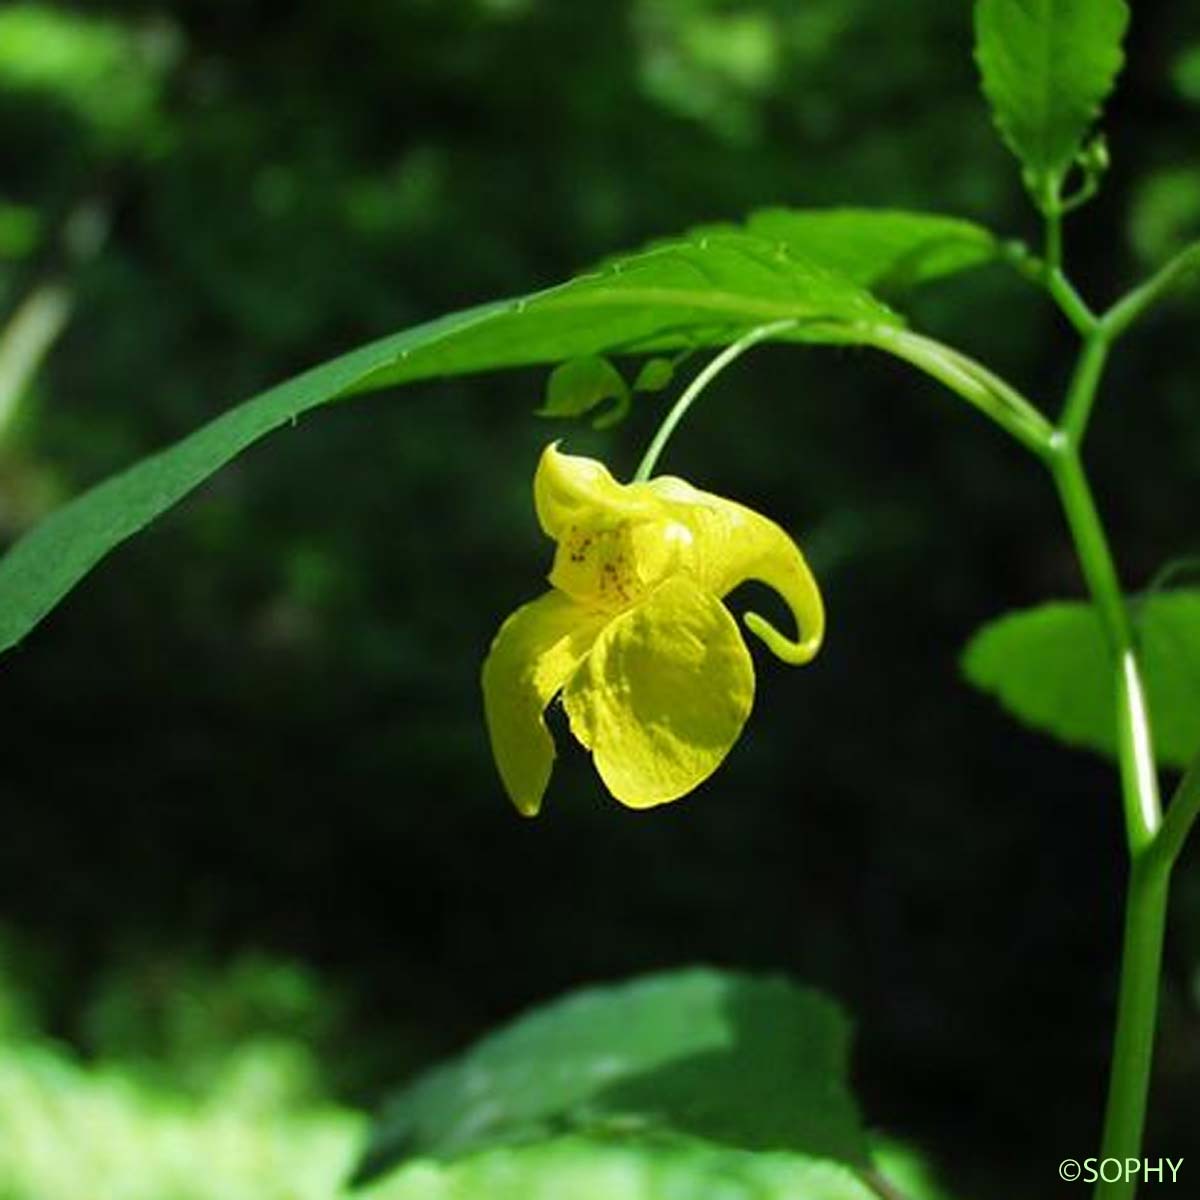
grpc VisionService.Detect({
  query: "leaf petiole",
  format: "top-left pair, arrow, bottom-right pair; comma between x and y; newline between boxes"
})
1100,243 -> 1200,341
1148,751 -> 1200,874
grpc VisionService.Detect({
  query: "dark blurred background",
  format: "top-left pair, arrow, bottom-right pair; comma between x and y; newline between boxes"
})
1,1 -> 1199,1196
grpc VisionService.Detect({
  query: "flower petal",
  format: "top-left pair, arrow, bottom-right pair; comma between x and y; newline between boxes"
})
562,576 -> 754,808
482,591 -> 607,816
646,478 -> 825,665
533,443 -> 656,540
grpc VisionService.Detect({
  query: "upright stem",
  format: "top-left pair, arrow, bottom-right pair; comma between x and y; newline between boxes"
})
1047,331 -> 1167,1199
823,296 -> 1174,1195
1044,199 -> 1064,271
871,208 -> 1191,1198
1096,857 -> 1170,1200
1048,445 -> 1136,661
1060,334 -> 1109,443
1053,448 -> 1166,1200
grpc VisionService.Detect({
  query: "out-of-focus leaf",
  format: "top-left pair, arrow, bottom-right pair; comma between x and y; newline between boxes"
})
0,202 -> 41,260
632,357 -> 675,393
0,230 -> 901,657
375,1134 -> 883,1200
1129,170 -> 1200,267
869,1136 -> 955,1200
536,356 -> 629,428
353,968 -> 868,1186
974,0 -> 1129,197
743,208 -> 999,291
1172,44 -> 1200,105
0,5 -> 177,146
962,591 -> 1200,768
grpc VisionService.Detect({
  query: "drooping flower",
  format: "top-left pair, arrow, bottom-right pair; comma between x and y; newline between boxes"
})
482,444 -> 824,815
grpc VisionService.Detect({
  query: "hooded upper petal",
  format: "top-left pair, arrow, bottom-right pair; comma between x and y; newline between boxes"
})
535,444 -> 824,663
534,442 -> 656,539
561,574 -> 755,808
481,590 -> 607,816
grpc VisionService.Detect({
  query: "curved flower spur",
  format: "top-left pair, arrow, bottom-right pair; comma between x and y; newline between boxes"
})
482,444 -> 825,815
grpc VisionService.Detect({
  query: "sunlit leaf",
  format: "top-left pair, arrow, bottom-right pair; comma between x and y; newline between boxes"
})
375,1134 -> 885,1200
743,208 -> 999,291
962,591 -> 1200,768
0,230 -> 901,656
974,0 -> 1129,198
353,968 -> 868,1186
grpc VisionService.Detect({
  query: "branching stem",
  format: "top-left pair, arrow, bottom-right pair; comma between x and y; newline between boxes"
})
1101,245 -> 1200,341
1149,752 -> 1200,875
869,217 -> 1192,1199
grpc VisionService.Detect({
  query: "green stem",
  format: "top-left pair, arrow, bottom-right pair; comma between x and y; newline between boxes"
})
1046,267 -> 1099,337
1054,443 -> 1167,1200
1035,180 -> 1100,336
1047,332 -> 1167,1198
1149,750 -> 1200,874
633,319 -> 796,482
1114,652 -> 1164,856
863,327 -> 1054,457
1095,857 -> 1170,1200
1048,445 -> 1135,661
1044,201 -> 1064,271
1059,334 -> 1109,445
1101,244 -> 1200,341
874,231 -> 1187,1197
1145,556 -> 1200,595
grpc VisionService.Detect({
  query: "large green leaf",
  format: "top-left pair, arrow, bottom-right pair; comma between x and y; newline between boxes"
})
369,1135 -> 885,1200
974,0 -> 1129,196
741,208 -> 999,291
352,968 -> 868,1187
962,591 -> 1200,768
0,231 -> 900,656
352,232 -> 896,392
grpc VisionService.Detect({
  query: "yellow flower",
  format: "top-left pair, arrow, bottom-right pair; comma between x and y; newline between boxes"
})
482,444 -> 824,815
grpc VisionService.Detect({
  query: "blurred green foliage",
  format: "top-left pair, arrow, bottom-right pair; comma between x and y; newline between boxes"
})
0,934 -> 357,1199
0,4 -> 176,149
0,943 -> 945,1200
0,2 -> 1198,1197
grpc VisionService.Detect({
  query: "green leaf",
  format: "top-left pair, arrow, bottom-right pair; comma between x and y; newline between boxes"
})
632,356 -> 676,393
974,0 -> 1130,198
742,208 -> 999,291
536,356 -> 630,429
0,230 -> 900,656
372,1134 -> 884,1200
352,968 -> 869,1186
354,231 -> 899,393
962,591 -> 1200,769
